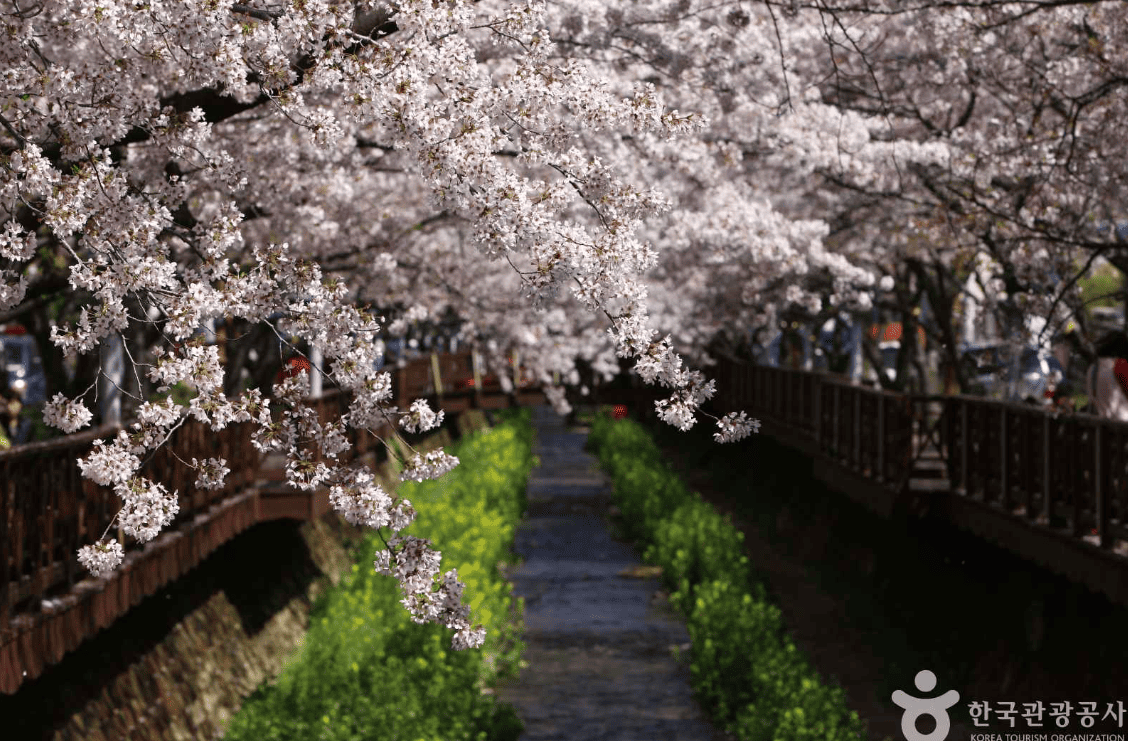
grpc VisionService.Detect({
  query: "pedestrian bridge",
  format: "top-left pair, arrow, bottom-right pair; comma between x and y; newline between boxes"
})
615,353 -> 1128,615
0,350 -> 545,695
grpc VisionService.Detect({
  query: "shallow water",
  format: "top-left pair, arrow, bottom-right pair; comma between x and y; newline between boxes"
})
494,405 -> 729,741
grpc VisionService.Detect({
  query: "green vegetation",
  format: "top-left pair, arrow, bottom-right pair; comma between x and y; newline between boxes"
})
222,408 -> 534,741
148,379 -> 197,407
18,402 -> 65,443
585,409 -> 866,741
1077,259 -> 1124,312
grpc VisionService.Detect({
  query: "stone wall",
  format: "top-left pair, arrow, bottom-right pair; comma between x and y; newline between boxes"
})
0,408 -> 493,741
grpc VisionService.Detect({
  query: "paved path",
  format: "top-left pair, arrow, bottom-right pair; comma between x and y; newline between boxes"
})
495,405 -> 728,741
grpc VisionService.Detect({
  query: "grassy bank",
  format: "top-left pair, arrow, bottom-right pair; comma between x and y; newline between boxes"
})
627,401 -> 1128,730
585,408 -> 867,741
222,408 -> 535,741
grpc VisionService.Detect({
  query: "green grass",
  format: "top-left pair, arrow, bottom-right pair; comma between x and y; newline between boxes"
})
222,408 -> 534,741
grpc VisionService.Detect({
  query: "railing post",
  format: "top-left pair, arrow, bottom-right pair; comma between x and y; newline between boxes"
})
961,400 -> 969,496
1073,424 -> 1086,538
1096,423 -> 1109,548
794,372 -> 800,429
783,369 -> 788,419
814,377 -> 822,448
763,365 -> 768,415
833,384 -> 840,459
738,361 -> 744,408
799,372 -> 805,430
807,375 -> 814,436
776,368 -> 781,420
1042,415 -> 1051,524
854,389 -> 861,470
1000,407 -> 1008,509
770,368 -> 775,419
802,374 -> 808,433
758,366 -> 764,415
767,368 -> 772,418
431,352 -> 443,401
877,394 -> 885,482
785,369 -> 791,420
785,369 -> 794,421
750,364 -> 756,410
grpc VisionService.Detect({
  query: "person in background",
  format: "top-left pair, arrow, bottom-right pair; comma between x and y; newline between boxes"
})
1051,380 -> 1075,414
0,376 -> 17,447
1086,331 -> 1128,421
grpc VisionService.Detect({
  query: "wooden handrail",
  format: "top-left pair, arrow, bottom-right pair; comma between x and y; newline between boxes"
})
0,351 -> 513,631
0,350 -> 539,694
702,355 -> 1128,551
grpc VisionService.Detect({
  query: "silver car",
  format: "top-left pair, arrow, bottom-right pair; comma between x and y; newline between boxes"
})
959,342 -> 1064,405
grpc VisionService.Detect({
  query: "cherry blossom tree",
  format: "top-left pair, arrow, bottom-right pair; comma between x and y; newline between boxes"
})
760,0 -> 1128,392
14,0 -> 1105,647
0,0 -> 774,647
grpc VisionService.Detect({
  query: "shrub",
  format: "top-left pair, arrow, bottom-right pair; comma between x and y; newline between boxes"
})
612,457 -> 690,546
223,409 -> 533,741
586,409 -> 867,741
645,497 -> 750,608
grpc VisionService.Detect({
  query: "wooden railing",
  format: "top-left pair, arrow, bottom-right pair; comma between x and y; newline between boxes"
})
2,425 -> 122,629
936,395 -> 1128,549
691,353 -> 1128,606
0,416 -> 260,624
706,355 -> 1128,550
0,350 -> 539,694
712,359 -> 917,488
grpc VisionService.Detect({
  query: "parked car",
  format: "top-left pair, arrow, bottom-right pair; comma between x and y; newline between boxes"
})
1089,306 -> 1124,337
0,328 -> 47,407
959,342 -> 1064,405
0,327 -> 47,444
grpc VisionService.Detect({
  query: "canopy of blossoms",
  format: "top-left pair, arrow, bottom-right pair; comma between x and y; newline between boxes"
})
2,0 -> 1120,645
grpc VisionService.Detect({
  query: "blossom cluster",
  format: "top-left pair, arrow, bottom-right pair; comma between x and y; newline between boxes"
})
400,450 -> 462,484
399,399 -> 445,434
374,535 -> 486,650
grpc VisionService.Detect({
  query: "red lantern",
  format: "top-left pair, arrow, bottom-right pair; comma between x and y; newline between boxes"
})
612,404 -> 628,420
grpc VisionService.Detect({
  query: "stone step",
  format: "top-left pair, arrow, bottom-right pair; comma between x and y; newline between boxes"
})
909,478 -> 952,493
912,458 -> 948,479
